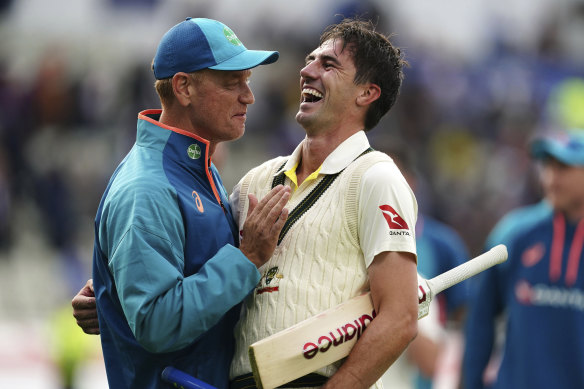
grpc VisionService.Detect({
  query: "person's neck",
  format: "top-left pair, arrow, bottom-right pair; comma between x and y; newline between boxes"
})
295,126 -> 362,186
564,205 -> 584,224
158,109 -> 217,156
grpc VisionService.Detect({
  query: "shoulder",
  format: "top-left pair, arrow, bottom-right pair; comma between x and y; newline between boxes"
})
104,158 -> 178,221
110,164 -> 174,201
486,200 -> 552,248
359,152 -> 411,193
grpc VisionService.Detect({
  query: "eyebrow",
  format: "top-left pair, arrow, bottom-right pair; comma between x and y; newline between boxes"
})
305,53 -> 341,66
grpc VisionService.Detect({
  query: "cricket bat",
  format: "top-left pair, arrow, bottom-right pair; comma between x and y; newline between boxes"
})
249,244 -> 508,389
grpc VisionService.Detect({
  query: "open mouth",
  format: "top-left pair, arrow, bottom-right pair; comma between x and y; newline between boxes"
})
302,88 -> 323,103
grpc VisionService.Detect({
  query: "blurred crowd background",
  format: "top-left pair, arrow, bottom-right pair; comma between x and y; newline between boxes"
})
0,0 -> 583,387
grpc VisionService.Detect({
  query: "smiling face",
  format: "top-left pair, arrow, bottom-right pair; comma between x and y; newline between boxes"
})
295,39 -> 365,135
540,157 -> 584,220
187,69 -> 254,143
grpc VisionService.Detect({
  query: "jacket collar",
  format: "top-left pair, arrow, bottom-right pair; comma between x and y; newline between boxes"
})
137,109 -> 224,206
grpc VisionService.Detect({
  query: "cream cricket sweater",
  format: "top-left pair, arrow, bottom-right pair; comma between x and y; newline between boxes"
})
230,151 -> 392,389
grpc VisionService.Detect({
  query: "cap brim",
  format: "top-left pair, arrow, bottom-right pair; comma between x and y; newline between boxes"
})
209,50 -> 279,71
530,138 -> 584,166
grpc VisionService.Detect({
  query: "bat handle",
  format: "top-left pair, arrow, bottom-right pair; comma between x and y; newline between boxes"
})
161,367 -> 217,389
427,244 -> 508,296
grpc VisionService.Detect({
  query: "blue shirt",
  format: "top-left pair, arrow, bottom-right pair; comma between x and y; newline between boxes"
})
93,110 -> 260,389
463,201 -> 584,389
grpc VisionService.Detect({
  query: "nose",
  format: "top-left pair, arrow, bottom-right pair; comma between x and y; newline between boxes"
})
299,61 -> 317,82
240,82 -> 255,105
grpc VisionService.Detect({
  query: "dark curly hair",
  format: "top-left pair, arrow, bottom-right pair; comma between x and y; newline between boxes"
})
319,18 -> 407,131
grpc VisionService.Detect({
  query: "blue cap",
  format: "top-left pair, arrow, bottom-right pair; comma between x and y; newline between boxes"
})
530,129 -> 584,166
153,18 -> 279,79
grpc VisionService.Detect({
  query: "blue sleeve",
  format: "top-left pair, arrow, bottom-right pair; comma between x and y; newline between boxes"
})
111,228 -> 259,353
462,263 -> 503,389
103,181 -> 259,353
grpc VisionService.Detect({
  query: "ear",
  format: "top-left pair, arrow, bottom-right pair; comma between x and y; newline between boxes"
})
172,72 -> 194,107
356,83 -> 381,107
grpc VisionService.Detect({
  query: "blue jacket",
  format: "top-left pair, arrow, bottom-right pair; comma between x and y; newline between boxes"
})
93,110 -> 260,389
463,201 -> 584,389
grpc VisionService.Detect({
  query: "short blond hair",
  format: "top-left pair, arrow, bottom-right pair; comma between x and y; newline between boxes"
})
154,78 -> 174,108
151,59 -> 202,108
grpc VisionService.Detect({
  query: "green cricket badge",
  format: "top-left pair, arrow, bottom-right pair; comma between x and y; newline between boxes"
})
187,144 -> 202,159
223,27 -> 242,46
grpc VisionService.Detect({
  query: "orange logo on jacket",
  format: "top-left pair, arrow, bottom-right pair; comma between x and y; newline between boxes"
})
192,191 -> 204,213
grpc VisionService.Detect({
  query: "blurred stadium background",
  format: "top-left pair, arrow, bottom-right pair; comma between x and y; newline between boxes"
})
0,0 -> 583,387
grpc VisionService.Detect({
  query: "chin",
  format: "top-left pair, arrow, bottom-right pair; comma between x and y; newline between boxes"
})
229,130 -> 245,142
295,112 -> 315,128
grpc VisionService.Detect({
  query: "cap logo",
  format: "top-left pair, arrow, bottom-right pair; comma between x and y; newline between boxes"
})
187,144 -> 202,159
223,27 -> 242,46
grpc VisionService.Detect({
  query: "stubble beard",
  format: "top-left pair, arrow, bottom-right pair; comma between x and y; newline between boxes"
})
296,107 -> 327,136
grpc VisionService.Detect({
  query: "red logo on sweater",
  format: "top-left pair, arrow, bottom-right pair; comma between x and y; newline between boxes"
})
379,205 -> 409,230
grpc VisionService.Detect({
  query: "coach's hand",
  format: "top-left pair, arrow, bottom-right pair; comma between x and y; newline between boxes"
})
240,185 -> 290,268
72,279 -> 100,335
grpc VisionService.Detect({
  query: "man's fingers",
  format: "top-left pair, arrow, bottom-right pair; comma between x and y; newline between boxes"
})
74,307 -> 99,321
72,280 -> 100,335
267,190 -> 290,226
257,186 -> 291,222
256,185 -> 286,208
272,207 -> 289,233
247,193 -> 258,218
85,328 -> 100,335
76,319 -> 100,335
72,295 -> 97,310
78,286 -> 95,298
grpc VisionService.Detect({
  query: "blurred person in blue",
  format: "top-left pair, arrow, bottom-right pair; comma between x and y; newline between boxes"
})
83,17 -> 290,389
462,129 -> 584,389
381,146 -> 470,389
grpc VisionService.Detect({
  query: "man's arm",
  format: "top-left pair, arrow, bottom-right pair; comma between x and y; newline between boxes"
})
323,250 -> 418,389
73,185 -> 290,339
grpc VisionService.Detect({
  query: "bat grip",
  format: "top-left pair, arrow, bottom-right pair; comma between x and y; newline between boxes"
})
161,367 -> 217,389
426,244 -> 508,295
